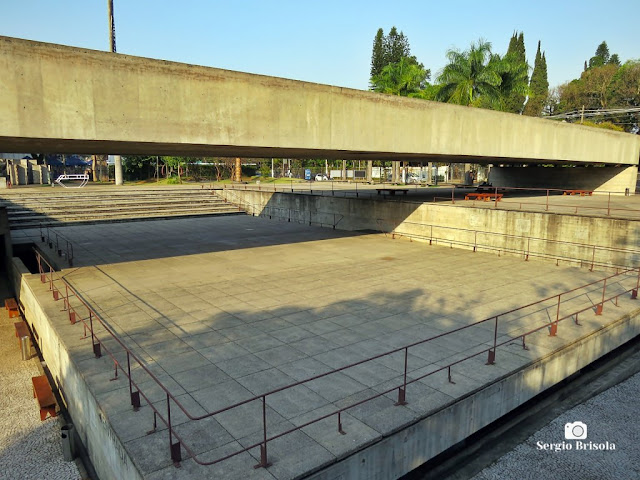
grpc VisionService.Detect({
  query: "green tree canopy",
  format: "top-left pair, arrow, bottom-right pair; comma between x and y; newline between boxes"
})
370,28 -> 385,79
587,41 -> 619,69
370,27 -> 417,89
523,41 -> 549,116
435,39 -> 503,106
503,31 -> 528,113
385,27 -> 410,65
371,56 -> 430,96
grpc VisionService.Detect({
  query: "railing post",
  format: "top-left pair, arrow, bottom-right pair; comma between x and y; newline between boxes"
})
549,295 -> 560,336
56,233 -> 62,256
37,253 -> 46,283
337,412 -> 346,435
395,347 -> 408,406
128,352 -> 140,410
596,278 -> 607,315
590,245 -> 596,272
525,237 -> 530,261
607,192 -> 611,216
486,316 -> 498,364
90,311 -> 101,358
168,393 -> 181,465
632,268 -> 639,299
546,189 -> 549,211
254,396 -> 271,469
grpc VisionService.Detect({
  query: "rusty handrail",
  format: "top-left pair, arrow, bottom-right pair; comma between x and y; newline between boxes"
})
33,250 -> 640,469
39,224 -> 74,267
378,219 -> 640,271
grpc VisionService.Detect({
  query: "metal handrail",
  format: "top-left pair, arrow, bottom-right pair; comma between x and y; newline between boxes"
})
224,184 -> 640,218
39,224 -> 74,266
376,219 -> 640,272
33,249 -> 640,470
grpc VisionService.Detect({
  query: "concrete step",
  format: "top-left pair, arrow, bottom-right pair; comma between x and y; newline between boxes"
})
12,209 -> 244,229
10,204 -> 239,219
5,199 -> 230,214
2,189 -> 241,229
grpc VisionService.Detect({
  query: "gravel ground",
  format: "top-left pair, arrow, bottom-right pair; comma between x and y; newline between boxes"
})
471,371 -> 640,480
0,291 -> 82,480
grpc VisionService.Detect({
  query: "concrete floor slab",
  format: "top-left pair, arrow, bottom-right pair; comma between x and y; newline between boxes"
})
15,214 -> 640,479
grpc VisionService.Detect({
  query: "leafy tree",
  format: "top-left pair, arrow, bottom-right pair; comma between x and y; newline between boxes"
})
587,41 -> 619,70
478,52 -> 530,111
543,87 -> 561,116
610,60 -> 640,107
523,41 -> 548,116
435,39 -> 502,106
503,31 -> 528,113
608,54 -> 621,67
370,28 -> 386,79
594,41 -> 610,64
371,57 -> 430,96
558,64 -> 618,112
385,27 -> 410,65
370,26 -> 415,89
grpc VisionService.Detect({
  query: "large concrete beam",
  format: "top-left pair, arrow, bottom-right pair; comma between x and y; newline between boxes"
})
1,36 -> 639,165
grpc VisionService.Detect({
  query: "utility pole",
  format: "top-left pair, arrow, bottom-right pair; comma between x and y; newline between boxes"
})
108,0 -> 124,186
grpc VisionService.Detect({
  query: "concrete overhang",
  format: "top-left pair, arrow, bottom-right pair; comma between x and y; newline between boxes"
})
1,36 -> 639,166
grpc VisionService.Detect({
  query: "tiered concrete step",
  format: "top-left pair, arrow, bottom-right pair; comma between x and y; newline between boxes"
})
0,186 -> 243,229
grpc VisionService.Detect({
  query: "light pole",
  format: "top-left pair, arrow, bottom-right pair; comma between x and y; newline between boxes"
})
108,0 -> 124,186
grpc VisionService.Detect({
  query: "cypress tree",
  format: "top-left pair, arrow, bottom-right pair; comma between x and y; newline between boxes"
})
507,31 -> 518,56
370,28 -> 386,80
524,41 -> 549,116
504,31 -> 528,113
385,26 -> 410,64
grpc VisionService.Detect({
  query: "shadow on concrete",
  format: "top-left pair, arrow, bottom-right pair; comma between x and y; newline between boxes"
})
39,255 -> 637,479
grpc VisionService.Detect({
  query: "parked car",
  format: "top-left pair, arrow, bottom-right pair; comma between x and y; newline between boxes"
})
315,174 -> 328,181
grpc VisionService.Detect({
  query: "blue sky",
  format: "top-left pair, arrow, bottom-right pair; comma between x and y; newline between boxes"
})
2,1 -> 638,90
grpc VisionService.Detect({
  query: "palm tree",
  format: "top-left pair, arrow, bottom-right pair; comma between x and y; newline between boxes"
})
436,39 -> 502,106
371,57 -> 430,97
479,53 -> 530,111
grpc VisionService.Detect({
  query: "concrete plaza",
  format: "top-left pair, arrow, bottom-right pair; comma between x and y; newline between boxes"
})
16,215 -> 640,479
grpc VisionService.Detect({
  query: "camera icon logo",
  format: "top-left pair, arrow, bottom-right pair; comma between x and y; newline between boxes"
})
565,421 -> 587,440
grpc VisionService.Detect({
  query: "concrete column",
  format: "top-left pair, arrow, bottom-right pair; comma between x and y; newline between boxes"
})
391,161 -> 398,183
235,157 -> 242,182
342,160 -> 346,180
114,155 -> 123,185
427,162 -> 433,184
366,160 -> 373,183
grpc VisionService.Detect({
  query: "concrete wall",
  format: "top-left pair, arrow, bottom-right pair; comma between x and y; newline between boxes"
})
220,190 -> 640,269
308,306 -> 640,480
1,36 -> 639,167
11,264 -> 143,480
489,165 -> 638,194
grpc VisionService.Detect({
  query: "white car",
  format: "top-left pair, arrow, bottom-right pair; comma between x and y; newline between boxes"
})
315,174 -> 328,181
